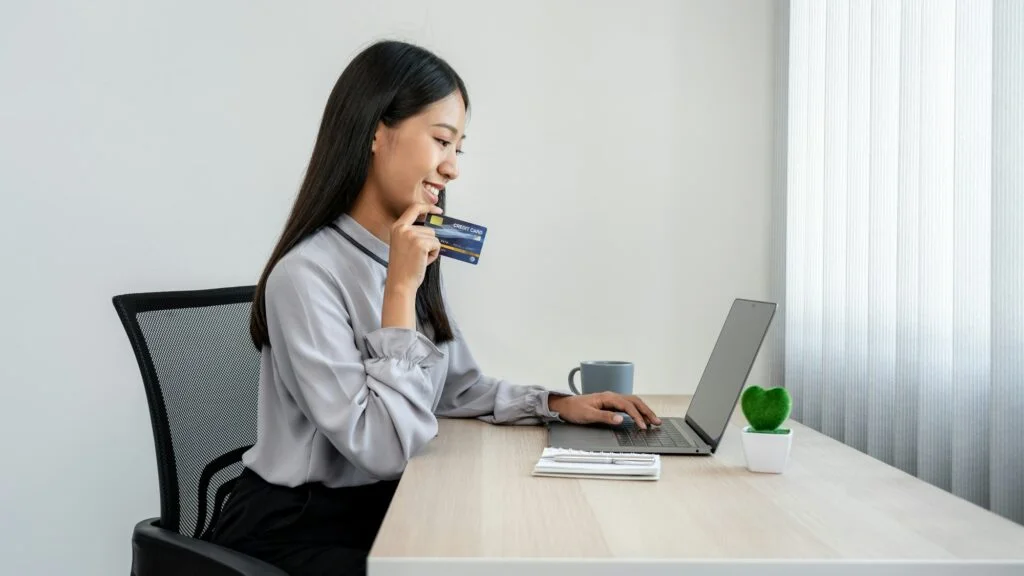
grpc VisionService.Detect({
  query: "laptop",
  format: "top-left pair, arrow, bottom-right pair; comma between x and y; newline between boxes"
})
547,298 -> 776,455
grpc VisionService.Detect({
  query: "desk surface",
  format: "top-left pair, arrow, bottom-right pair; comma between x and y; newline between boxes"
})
369,395 -> 1024,575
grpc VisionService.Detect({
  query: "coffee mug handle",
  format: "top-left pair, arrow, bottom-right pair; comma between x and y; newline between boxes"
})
568,367 -> 582,395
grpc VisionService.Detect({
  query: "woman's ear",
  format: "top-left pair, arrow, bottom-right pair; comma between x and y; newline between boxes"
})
371,122 -> 386,154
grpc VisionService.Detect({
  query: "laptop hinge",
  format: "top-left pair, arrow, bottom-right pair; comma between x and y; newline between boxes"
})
684,415 -> 716,451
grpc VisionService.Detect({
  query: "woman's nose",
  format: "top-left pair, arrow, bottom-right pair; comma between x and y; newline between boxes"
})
439,155 -> 459,181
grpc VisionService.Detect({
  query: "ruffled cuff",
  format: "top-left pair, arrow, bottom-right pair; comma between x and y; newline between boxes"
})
363,327 -> 445,368
530,389 -> 572,422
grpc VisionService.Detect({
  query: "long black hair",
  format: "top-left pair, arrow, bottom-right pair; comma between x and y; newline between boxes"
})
250,40 -> 469,349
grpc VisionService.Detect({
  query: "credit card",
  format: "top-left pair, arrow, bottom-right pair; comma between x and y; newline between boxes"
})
421,214 -> 487,265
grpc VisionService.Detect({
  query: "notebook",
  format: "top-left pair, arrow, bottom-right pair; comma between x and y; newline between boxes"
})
532,447 -> 661,480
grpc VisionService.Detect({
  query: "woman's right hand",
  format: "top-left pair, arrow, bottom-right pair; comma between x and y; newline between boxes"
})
381,203 -> 443,329
387,202 -> 443,292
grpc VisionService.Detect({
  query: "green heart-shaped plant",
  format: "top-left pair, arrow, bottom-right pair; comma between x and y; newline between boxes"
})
741,385 -> 792,433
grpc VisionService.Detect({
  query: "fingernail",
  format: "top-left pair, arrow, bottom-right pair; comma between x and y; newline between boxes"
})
613,414 -> 623,423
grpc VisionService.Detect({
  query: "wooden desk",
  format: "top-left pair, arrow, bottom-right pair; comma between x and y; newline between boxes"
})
369,395 -> 1024,575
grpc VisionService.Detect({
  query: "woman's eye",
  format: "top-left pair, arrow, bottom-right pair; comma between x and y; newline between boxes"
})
435,138 -> 464,156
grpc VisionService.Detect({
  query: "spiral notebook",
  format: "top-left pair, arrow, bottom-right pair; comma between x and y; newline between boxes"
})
532,447 -> 661,480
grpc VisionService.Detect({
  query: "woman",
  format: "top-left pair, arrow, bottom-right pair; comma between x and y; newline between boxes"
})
210,39 -> 660,576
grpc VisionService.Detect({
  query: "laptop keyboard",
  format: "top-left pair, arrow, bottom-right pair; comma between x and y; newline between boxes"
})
614,421 -> 694,448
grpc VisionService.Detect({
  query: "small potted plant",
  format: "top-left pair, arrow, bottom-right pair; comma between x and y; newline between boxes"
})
740,385 -> 793,473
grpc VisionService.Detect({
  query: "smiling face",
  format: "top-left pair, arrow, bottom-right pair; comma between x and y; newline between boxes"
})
366,91 -> 467,219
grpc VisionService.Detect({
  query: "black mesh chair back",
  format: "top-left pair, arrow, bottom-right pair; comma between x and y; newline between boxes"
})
114,286 -> 261,540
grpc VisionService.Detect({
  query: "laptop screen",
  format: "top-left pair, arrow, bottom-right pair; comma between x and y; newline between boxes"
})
685,299 -> 776,448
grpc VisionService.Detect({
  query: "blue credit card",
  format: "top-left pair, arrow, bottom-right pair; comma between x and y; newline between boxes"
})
422,214 -> 487,265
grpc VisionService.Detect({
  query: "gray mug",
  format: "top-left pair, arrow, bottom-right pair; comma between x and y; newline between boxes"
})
568,361 -> 634,395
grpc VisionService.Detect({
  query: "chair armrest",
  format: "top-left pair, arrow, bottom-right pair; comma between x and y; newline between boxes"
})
132,518 -> 289,576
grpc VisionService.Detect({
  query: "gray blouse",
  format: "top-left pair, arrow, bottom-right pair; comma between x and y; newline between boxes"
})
242,213 -> 563,488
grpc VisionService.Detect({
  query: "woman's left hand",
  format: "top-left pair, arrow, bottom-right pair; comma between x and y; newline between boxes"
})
548,392 -> 662,429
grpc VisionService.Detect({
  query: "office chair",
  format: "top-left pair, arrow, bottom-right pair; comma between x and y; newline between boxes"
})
113,286 -> 287,576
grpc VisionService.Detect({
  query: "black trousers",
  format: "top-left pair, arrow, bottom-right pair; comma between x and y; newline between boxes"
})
209,468 -> 399,576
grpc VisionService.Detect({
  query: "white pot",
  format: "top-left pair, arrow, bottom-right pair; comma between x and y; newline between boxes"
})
740,426 -> 793,474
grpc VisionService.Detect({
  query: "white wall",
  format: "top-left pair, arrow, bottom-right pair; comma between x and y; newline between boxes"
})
0,1 -> 776,574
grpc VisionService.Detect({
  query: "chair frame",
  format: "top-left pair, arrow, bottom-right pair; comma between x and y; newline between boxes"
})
113,285 -> 287,576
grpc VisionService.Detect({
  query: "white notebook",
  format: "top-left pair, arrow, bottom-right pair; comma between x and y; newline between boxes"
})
532,447 -> 661,480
